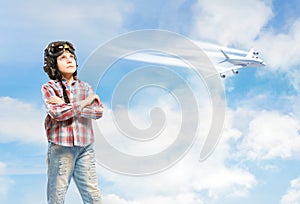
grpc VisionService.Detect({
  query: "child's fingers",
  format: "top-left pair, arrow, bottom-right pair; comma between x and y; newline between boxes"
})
47,96 -> 64,104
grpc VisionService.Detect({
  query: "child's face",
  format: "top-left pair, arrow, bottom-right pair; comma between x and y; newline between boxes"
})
57,51 -> 77,79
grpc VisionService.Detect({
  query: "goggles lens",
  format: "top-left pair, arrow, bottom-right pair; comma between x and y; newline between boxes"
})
47,41 -> 75,57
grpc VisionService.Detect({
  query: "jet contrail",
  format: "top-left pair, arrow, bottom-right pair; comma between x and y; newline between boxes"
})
123,39 -> 248,68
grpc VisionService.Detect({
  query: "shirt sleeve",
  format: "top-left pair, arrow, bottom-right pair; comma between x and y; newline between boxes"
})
80,83 -> 104,119
41,83 -> 81,121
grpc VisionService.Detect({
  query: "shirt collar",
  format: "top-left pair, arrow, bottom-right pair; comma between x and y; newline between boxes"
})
56,77 -> 77,86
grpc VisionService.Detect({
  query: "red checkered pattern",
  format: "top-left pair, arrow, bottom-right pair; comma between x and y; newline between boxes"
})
41,78 -> 103,147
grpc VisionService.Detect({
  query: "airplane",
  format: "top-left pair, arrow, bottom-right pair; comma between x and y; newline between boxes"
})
218,48 -> 266,78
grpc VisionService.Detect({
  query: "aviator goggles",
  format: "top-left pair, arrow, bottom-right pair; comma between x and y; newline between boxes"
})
47,41 -> 75,57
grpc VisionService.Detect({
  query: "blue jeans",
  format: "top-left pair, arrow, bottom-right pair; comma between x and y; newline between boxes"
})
47,143 -> 102,204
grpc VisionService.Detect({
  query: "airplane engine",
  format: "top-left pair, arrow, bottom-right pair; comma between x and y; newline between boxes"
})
220,73 -> 226,78
232,69 -> 239,74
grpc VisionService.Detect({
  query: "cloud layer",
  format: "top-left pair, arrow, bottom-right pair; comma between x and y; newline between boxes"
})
0,97 -> 45,143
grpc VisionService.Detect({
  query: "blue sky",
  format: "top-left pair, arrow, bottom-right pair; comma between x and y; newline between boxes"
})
1,0 -> 300,203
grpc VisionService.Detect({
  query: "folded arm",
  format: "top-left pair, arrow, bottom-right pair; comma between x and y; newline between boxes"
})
42,83 -> 103,121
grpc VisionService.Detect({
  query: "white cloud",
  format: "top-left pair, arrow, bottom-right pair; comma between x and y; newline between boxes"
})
0,97 -> 46,143
92,104 -> 256,203
237,109 -> 300,160
191,109 -> 256,200
24,0 -> 133,36
0,0 -> 135,63
281,177 -> 300,204
103,193 -> 205,204
0,98 -> 51,176
256,19 -> 300,71
191,0 -> 273,46
95,149 -> 256,203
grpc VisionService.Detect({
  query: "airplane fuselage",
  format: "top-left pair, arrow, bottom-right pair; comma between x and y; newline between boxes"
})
227,58 -> 265,67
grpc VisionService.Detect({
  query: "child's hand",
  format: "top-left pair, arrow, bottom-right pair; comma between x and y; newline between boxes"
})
79,94 -> 101,110
47,96 -> 65,105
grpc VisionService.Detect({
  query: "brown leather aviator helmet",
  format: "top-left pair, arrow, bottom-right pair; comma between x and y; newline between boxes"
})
43,41 -> 78,80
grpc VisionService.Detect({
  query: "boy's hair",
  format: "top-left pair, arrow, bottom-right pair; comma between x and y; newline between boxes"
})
43,41 -> 78,103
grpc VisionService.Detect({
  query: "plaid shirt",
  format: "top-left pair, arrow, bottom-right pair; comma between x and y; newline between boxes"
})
41,78 -> 103,147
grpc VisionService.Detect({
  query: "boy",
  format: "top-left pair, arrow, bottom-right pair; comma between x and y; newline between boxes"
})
41,41 -> 103,204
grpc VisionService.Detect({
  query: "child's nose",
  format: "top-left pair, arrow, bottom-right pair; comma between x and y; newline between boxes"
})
67,56 -> 73,62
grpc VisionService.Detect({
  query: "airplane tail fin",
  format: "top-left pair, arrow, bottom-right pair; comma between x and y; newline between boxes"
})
246,48 -> 259,59
219,49 -> 229,63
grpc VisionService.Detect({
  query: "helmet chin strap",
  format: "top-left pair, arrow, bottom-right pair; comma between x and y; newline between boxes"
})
50,67 -> 56,78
